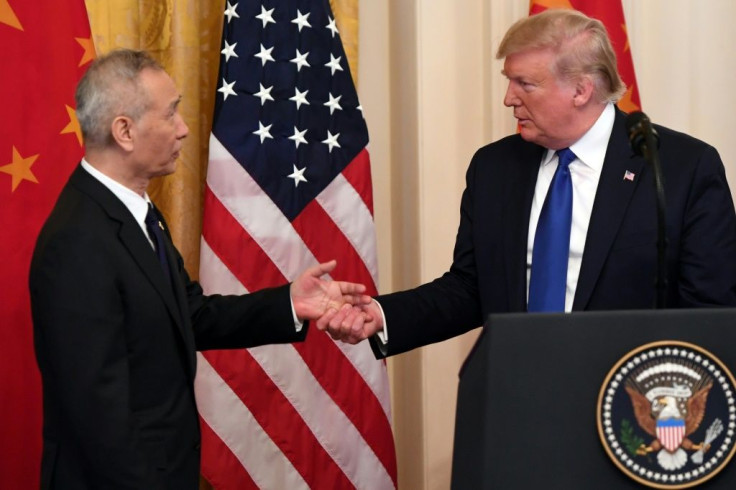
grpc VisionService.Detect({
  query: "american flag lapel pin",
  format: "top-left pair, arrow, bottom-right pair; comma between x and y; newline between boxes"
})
624,170 -> 635,182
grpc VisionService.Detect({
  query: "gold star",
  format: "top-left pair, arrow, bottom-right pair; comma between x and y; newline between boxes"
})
622,23 -> 631,52
618,86 -> 640,114
60,105 -> 83,146
1,146 -> 39,191
75,36 -> 95,67
0,0 -> 22,30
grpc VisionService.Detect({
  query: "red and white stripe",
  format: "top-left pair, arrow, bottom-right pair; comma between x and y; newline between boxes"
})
657,424 -> 685,453
195,135 -> 396,489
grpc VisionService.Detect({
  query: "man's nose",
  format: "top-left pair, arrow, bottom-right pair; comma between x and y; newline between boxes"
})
177,114 -> 189,139
503,83 -> 519,107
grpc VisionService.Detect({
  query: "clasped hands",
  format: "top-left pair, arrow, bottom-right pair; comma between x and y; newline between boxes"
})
290,260 -> 383,344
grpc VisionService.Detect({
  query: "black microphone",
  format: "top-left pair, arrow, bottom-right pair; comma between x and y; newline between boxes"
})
625,111 -> 659,157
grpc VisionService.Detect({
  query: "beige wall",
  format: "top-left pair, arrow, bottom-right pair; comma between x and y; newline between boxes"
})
359,0 -> 736,488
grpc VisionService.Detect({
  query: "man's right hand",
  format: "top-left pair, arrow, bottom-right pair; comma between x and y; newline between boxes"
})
315,300 -> 384,344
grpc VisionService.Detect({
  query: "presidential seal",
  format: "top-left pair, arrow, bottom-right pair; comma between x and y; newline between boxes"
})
597,341 -> 736,488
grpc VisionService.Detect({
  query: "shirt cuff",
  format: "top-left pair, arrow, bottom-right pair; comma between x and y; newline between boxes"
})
373,298 -> 388,344
290,295 -> 304,332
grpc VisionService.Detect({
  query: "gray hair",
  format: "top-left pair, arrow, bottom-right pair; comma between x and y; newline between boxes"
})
496,9 -> 626,103
75,49 -> 164,148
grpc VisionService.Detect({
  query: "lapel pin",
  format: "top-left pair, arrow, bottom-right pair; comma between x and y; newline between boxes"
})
158,221 -> 164,231
623,170 -> 635,182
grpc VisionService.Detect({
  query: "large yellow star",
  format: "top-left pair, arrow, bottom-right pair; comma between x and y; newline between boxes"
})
0,0 -> 22,30
1,146 -> 39,191
75,36 -> 96,67
60,105 -> 83,146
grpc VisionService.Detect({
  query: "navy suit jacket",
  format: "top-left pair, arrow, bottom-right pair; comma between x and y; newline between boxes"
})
374,108 -> 736,357
30,165 -> 306,489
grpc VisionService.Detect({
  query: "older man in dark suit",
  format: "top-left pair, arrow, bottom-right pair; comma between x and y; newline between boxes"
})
30,49 -> 369,489
319,9 -> 736,355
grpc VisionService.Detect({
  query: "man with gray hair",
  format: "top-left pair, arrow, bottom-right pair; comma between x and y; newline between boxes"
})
30,49 -> 369,489
320,9 -> 736,355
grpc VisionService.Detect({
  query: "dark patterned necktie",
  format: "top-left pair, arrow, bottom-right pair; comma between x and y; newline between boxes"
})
145,203 -> 172,284
528,148 -> 576,312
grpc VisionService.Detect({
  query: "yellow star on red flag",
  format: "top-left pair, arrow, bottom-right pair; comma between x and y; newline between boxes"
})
1,146 -> 39,191
60,104 -> 84,146
617,86 -> 640,114
0,0 -> 22,30
622,23 -> 631,52
75,36 -> 95,67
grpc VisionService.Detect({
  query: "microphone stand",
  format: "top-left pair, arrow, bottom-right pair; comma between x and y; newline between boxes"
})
641,125 -> 667,309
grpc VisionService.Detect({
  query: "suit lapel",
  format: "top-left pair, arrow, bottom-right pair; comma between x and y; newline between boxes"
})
504,141 -> 545,311
117,219 -> 185,325
152,206 -> 198,375
573,110 -> 646,310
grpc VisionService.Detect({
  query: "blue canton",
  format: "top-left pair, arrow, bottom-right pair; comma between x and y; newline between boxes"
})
213,0 -> 369,221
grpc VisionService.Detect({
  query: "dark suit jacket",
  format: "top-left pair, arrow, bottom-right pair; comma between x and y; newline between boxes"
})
374,108 -> 736,357
30,165 -> 307,489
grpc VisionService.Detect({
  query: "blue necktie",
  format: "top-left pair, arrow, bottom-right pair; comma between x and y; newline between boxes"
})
528,148 -> 576,312
145,204 -> 172,284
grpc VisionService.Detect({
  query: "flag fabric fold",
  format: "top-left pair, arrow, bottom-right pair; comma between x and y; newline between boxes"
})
0,1 -> 93,488
196,1 -> 397,488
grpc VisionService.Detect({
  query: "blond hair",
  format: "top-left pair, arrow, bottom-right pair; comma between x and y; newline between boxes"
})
496,9 -> 626,103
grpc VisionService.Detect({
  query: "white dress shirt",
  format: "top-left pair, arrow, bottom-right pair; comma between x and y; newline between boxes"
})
81,159 -> 156,249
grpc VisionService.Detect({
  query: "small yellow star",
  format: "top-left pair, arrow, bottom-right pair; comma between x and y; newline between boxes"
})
75,36 -> 96,67
622,23 -> 631,53
60,105 -> 83,146
1,146 -> 39,191
0,0 -> 22,31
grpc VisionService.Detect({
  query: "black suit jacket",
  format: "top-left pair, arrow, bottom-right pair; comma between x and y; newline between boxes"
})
374,108 -> 736,357
30,165 -> 307,489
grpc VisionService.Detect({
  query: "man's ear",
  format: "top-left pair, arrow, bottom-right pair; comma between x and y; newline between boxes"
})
111,116 -> 134,152
572,75 -> 595,107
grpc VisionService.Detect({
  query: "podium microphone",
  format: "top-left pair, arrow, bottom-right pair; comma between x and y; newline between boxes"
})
626,111 -> 667,309
625,111 -> 659,158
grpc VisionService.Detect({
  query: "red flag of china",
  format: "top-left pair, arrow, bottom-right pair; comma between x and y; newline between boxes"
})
0,1 -> 93,487
529,0 -> 642,113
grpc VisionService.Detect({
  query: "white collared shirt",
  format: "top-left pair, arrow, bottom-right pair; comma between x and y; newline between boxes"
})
526,102 -> 615,312
81,159 -> 156,250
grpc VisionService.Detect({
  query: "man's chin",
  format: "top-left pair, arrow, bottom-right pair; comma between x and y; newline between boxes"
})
518,127 -> 537,143
152,163 -> 177,178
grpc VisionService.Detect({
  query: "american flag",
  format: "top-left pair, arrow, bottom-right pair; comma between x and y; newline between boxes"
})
194,1 -> 397,488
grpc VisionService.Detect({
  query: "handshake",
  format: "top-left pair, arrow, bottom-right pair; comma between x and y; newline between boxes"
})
289,260 -> 384,344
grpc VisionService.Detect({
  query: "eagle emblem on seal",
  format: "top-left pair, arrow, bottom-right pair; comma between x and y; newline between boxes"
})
625,366 -> 717,471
